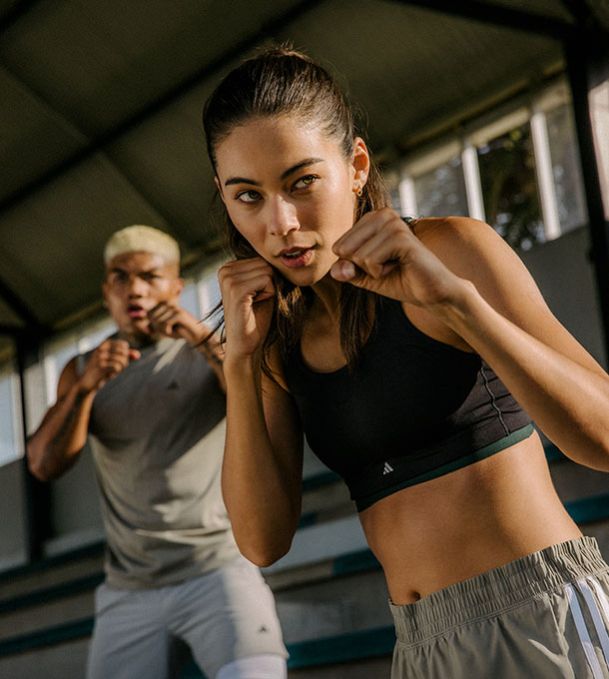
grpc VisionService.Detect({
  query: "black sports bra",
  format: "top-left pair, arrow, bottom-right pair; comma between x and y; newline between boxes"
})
283,297 -> 533,511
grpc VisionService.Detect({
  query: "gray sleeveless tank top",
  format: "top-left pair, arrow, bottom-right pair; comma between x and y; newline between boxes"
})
84,337 -> 238,589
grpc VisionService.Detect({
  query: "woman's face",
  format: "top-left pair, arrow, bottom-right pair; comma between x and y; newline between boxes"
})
214,114 -> 369,286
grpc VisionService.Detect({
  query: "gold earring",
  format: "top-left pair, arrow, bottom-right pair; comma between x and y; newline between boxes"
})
356,186 -> 363,197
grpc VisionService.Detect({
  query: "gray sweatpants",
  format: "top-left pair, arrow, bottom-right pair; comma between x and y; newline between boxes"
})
391,536 -> 609,678
87,555 -> 287,679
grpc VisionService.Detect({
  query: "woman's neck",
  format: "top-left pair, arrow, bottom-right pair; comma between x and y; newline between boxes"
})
310,274 -> 343,322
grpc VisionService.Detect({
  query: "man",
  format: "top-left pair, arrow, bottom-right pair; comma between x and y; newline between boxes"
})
27,225 -> 287,679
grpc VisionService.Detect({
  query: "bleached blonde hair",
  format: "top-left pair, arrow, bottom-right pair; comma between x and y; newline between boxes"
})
104,225 -> 180,265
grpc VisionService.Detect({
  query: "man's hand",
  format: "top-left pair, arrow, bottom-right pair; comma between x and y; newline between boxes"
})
148,302 -> 225,388
79,340 -> 140,393
148,302 -> 207,346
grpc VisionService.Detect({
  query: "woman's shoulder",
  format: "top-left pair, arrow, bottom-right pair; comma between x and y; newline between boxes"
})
410,215 -> 489,245
409,215 -> 517,281
398,215 -> 516,352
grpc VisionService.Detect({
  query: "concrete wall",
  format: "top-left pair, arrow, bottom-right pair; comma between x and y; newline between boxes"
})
521,225 -> 606,365
44,444 -> 104,556
0,459 -> 27,569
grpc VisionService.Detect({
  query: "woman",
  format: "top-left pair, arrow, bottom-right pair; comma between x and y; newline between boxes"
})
203,46 -> 609,677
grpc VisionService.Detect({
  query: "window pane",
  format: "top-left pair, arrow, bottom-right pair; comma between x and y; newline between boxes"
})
78,319 -> 116,353
590,79 -> 609,220
201,272 -> 222,316
546,104 -> 587,233
413,157 -> 468,217
45,338 -> 79,403
0,371 -> 20,466
181,281 -> 199,318
382,169 -> 401,213
478,124 -> 544,250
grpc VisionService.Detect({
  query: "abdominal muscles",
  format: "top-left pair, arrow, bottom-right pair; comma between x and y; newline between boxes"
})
359,431 -> 581,605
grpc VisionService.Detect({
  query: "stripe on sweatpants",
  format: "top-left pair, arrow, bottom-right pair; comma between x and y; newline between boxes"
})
566,583 -> 605,679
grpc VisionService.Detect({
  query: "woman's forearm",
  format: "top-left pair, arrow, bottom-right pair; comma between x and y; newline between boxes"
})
437,281 -> 609,469
223,357 -> 302,566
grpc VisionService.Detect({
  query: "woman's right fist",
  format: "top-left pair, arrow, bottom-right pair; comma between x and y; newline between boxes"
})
218,258 -> 276,362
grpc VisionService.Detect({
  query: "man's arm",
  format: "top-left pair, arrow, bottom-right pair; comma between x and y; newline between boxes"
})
27,340 -> 138,481
27,359 -> 96,480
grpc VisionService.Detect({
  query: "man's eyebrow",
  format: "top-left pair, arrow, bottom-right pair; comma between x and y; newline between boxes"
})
108,267 -> 161,275
224,158 -> 325,187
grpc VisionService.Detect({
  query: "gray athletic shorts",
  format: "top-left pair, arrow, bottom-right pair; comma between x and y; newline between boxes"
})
87,555 -> 287,679
391,536 -> 609,678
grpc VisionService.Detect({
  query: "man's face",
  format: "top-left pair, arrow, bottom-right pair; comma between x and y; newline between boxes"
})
102,251 -> 183,340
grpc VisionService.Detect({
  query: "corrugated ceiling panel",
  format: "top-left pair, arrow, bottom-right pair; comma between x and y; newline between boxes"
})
0,295 -> 24,329
0,153 -> 172,326
479,0 -> 574,21
105,70 -> 239,252
587,0 -> 609,30
0,0 -> 306,135
0,65 -> 87,203
0,0 -> 21,21
282,0 -> 561,152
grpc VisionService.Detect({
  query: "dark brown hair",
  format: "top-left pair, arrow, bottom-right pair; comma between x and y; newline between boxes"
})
203,45 -> 389,373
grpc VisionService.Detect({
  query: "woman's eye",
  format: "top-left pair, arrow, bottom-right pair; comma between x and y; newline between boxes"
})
236,190 -> 261,204
293,175 -> 318,190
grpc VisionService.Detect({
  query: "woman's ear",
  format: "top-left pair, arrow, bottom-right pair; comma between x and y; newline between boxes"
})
351,137 -> 370,194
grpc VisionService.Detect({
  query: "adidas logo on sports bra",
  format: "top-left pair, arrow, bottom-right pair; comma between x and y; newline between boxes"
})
382,462 -> 394,475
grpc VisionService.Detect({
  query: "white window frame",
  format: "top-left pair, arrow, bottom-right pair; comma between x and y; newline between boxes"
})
461,142 -> 485,221
530,106 -> 561,240
0,365 -> 23,466
10,372 -> 24,458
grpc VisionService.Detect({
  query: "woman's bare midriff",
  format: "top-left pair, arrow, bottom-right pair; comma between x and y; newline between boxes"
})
358,430 -> 582,605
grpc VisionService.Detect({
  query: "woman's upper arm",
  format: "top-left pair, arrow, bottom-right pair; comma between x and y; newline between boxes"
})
412,216 -> 606,377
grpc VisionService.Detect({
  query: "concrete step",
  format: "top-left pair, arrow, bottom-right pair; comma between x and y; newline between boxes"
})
0,584 -> 96,639
0,636 -> 90,679
0,543 -> 103,601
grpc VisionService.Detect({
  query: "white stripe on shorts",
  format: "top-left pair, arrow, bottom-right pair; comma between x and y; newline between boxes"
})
566,582 -> 605,679
586,577 -> 609,635
577,578 -> 609,667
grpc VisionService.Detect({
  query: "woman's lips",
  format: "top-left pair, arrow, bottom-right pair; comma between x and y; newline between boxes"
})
279,247 -> 314,268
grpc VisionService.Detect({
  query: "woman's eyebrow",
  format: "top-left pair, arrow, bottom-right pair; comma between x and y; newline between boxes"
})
280,158 -> 324,180
224,176 -> 261,187
224,158 -> 325,187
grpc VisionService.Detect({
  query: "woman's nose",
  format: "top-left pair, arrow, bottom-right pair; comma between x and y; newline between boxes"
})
267,196 -> 299,237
